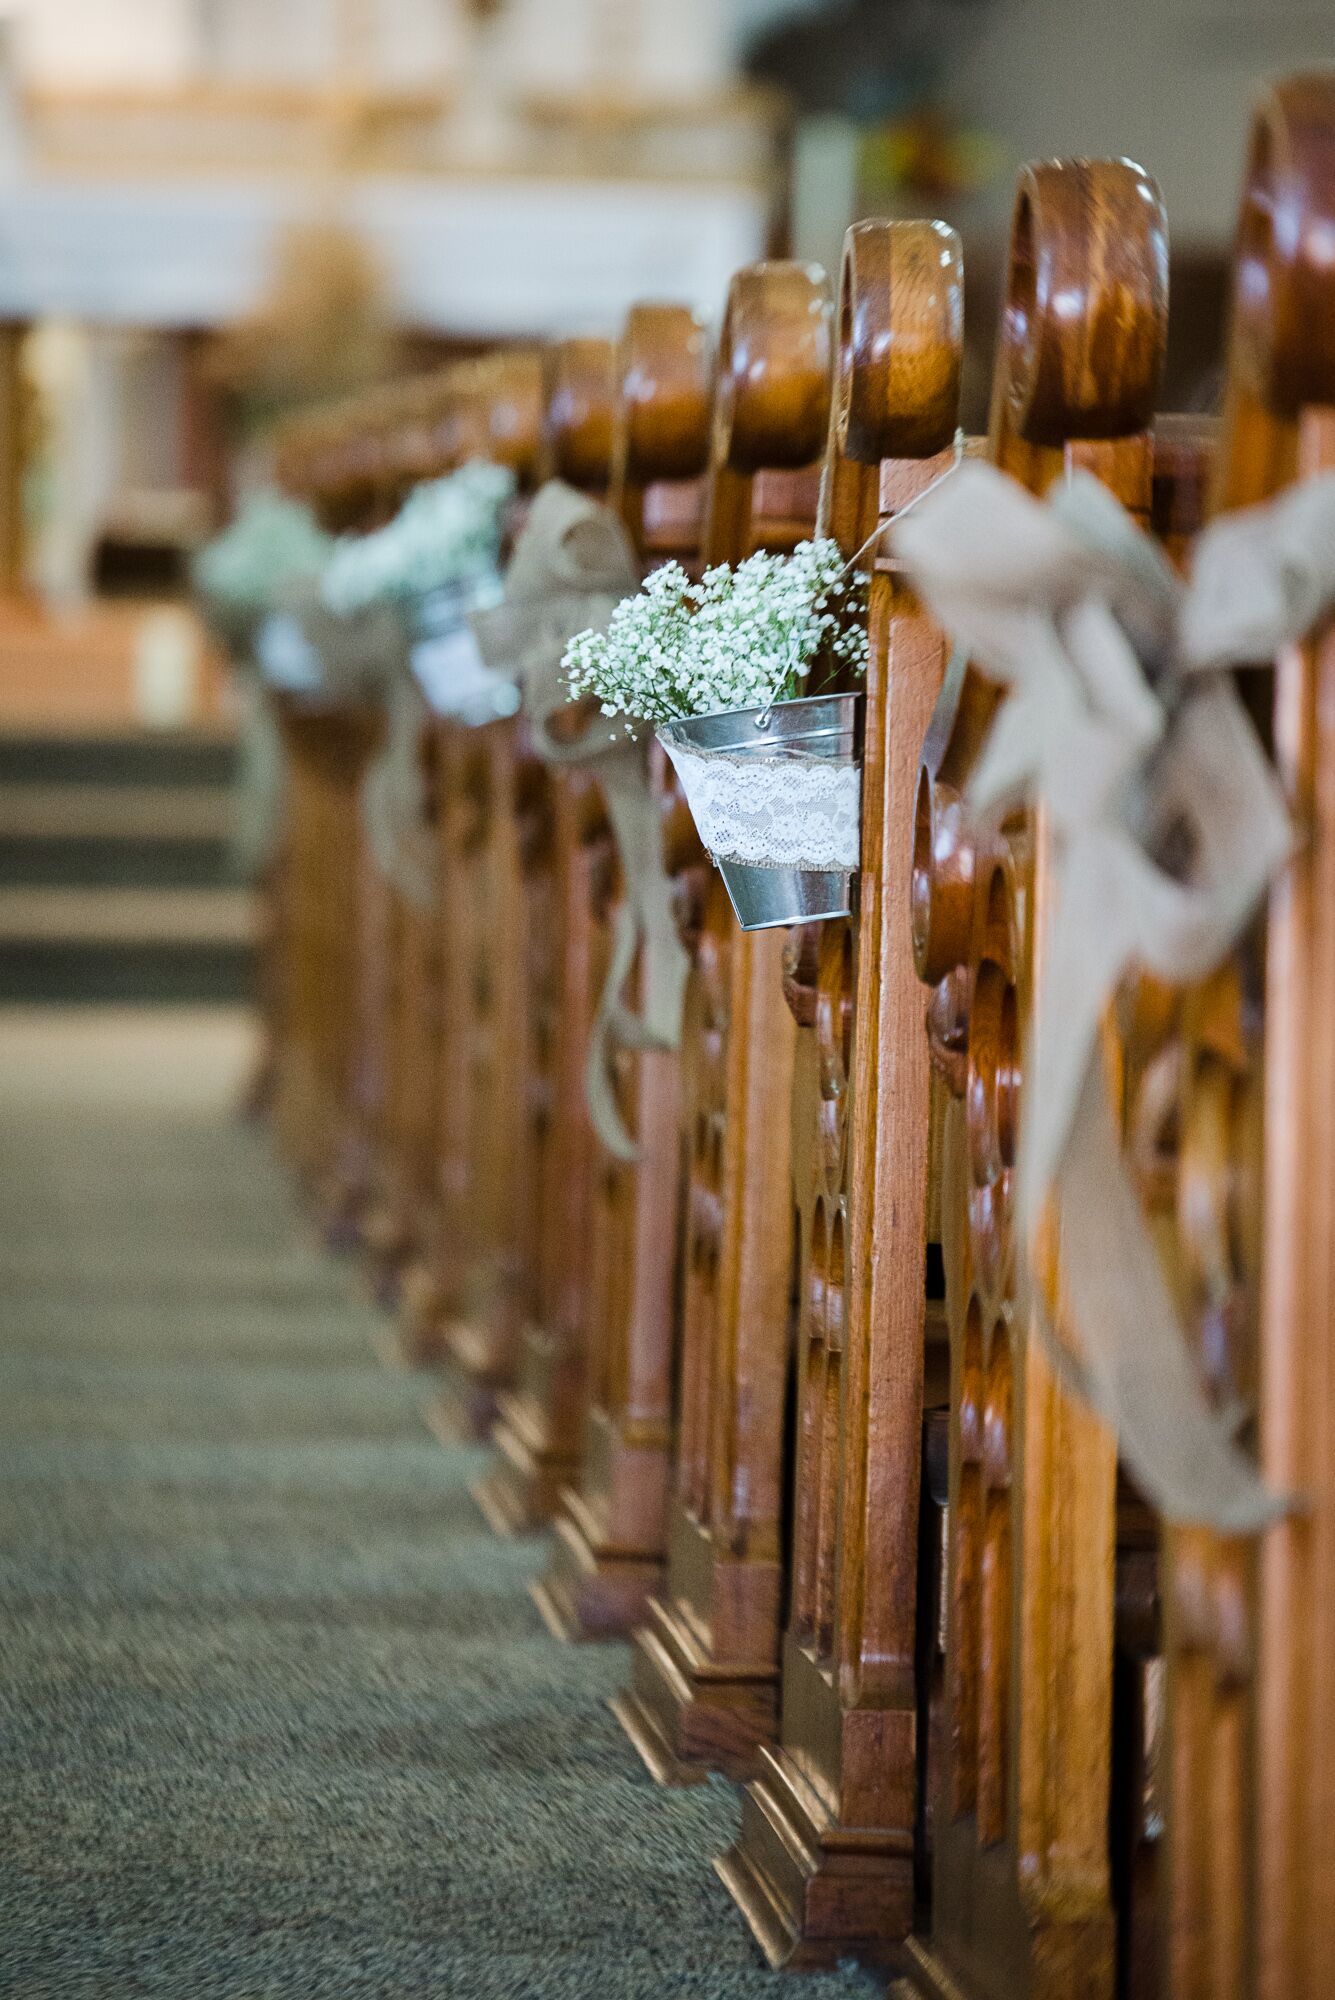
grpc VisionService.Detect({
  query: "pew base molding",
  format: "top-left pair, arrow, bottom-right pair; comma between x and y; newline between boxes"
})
380,1262 -> 452,1371
312,1161 -> 367,1253
616,1599 -> 777,1784
439,1313 -> 517,1437
530,1495 -> 664,1642
719,1743 -> 914,1970
422,1373 -> 499,1449
472,1387 -> 581,1536
888,1847 -> 1116,2000
608,1689 -> 709,1788
886,1941 -> 971,2000
359,1199 -> 411,1310
314,1119 -> 381,1253
886,1926 -> 1113,2000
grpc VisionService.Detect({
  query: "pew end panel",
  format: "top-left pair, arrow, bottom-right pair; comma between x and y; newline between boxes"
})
1104,75 -> 1335,2000
899,155 -> 1169,2000
534,309 -> 712,1625
615,260 -> 835,1782
719,215 -> 965,1969
471,758 -> 612,1534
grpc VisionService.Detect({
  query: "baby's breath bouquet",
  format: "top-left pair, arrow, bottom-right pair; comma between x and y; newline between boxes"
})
563,539 -> 869,931
321,460 -> 515,617
562,539 -> 867,725
193,493 -> 333,649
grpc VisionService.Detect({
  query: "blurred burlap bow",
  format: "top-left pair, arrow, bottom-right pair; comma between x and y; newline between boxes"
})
895,461 -> 1335,1530
198,521 -> 416,896
471,481 -> 690,1162
273,579 -> 427,906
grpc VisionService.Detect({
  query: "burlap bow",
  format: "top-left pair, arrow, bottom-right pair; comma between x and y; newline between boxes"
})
895,460 -> 1335,1531
266,578 -> 430,907
471,480 -> 690,1162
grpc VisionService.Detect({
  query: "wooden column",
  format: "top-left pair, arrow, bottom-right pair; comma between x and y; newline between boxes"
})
271,700 -> 383,1197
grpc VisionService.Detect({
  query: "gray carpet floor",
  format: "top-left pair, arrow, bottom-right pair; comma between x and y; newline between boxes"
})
0,1009 -> 876,2000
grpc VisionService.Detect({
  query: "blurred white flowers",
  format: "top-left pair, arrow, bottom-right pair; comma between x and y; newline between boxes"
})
563,539 -> 868,725
193,494 -> 332,618
321,460 -> 515,614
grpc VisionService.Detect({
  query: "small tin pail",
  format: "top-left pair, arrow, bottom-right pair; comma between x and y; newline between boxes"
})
658,692 -> 861,931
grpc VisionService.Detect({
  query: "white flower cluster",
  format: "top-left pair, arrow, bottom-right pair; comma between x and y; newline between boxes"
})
320,460 -> 515,615
562,538 -> 868,725
193,494 -> 332,615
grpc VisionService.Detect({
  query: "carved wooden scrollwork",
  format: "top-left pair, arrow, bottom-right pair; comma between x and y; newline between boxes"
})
903,157 -> 1167,2000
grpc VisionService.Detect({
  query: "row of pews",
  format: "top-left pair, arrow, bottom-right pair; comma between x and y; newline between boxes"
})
252,71 -> 1335,2000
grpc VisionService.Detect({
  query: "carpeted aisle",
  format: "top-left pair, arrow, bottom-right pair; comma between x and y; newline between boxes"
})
0,1009 -> 874,2000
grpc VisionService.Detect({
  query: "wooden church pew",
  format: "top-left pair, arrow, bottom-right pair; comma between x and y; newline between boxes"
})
1228,75 -> 1335,2000
304,385 -> 446,1253
266,377 -> 429,1214
532,304 -> 713,1632
470,711 -> 612,1530
416,336 -> 621,1436
717,216 -> 965,1968
898,156 -> 1170,2000
1106,73 -> 1335,2000
473,308 -> 713,1531
266,394 -> 399,1202
267,356 -> 540,1258
359,353 -> 543,1305
613,260 -> 835,1780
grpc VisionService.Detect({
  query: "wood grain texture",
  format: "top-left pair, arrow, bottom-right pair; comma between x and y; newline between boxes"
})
534,320 -> 704,1636
902,156 -> 1167,2000
475,765 -> 611,1533
269,700 -> 383,1215
1125,73 -> 1335,2000
719,218 -> 963,1970
471,341 -> 642,1526
615,260 -> 833,1785
375,359 -> 542,1329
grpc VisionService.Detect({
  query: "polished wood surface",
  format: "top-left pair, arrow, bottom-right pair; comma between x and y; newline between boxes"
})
474,767 -> 611,1531
471,338 -> 627,1526
900,157 -> 1168,2000
614,260 -> 834,1783
365,356 -> 543,1312
1105,74 -> 1335,2000
1246,81 -> 1335,2000
720,217 -> 964,1969
270,699 -> 384,1201
533,311 -> 710,1633
246,83 -> 1335,1991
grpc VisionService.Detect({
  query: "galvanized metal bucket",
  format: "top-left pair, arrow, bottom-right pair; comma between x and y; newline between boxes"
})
410,577 -> 519,726
658,692 -> 861,931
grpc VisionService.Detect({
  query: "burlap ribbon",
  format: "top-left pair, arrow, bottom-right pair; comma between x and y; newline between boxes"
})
895,461 -> 1335,1530
471,480 -> 690,1162
266,578 -> 433,907
362,668 -> 436,910
229,678 -> 286,883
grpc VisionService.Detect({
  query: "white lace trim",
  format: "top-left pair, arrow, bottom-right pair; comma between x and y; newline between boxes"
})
411,624 -> 519,725
661,740 -> 861,870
